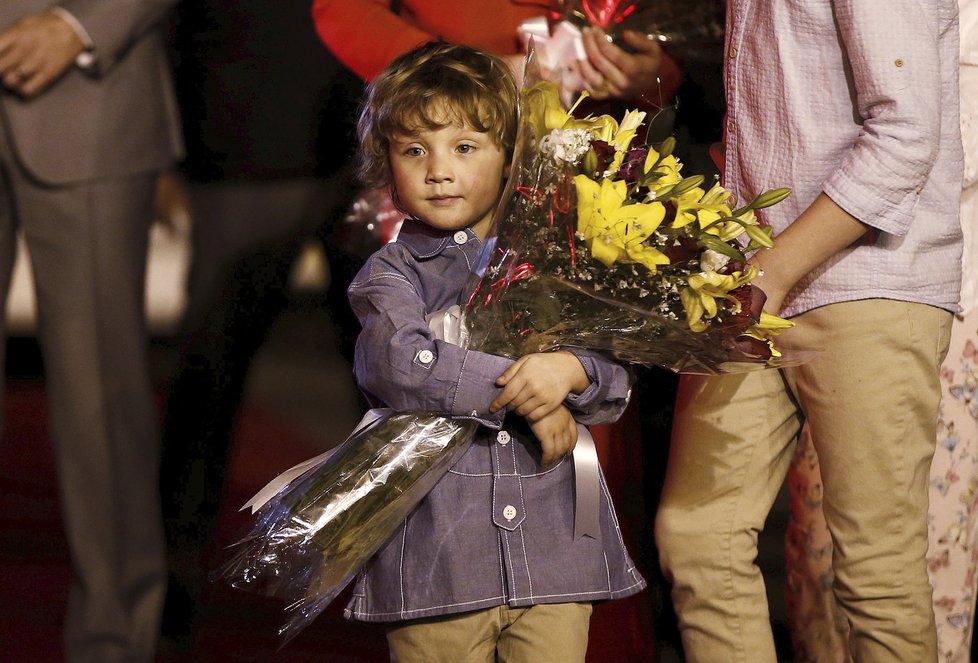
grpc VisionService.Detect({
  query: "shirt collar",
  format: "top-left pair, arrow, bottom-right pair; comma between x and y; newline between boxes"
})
395,218 -> 480,259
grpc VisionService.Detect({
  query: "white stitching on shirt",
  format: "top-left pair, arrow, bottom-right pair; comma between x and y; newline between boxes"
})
349,270 -> 417,293
450,350 -> 469,414
497,536 -> 507,600
518,526 -> 533,600
352,579 -> 649,619
502,531 -> 517,602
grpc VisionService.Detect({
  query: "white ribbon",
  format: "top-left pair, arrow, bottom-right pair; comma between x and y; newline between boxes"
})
517,17 -> 587,104
572,424 -> 601,540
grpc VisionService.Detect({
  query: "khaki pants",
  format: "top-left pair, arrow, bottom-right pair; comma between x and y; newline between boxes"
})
386,602 -> 592,663
655,299 -> 952,662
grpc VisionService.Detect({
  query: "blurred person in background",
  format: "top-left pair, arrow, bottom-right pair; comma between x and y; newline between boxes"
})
312,0 -> 682,107
156,0 -> 365,649
0,2 -> 182,661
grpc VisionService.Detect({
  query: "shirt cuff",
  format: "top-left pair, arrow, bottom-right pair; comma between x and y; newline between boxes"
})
563,351 -> 631,411
450,350 -> 513,429
49,7 -> 97,70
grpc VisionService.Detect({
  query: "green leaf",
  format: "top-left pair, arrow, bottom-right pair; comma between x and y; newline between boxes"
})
732,187 -> 791,215
657,136 -> 676,159
743,224 -> 775,249
750,187 -> 791,209
699,215 -> 738,232
698,235 -> 745,260
582,149 -> 598,177
666,175 -> 705,199
638,170 -> 665,188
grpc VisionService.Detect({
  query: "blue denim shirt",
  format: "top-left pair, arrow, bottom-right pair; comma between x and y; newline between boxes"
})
345,219 -> 645,622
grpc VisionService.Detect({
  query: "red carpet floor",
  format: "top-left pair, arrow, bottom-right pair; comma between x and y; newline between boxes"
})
0,379 -> 657,662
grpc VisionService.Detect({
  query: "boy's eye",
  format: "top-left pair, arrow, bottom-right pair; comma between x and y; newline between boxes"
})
405,147 -> 424,156
457,143 -> 476,154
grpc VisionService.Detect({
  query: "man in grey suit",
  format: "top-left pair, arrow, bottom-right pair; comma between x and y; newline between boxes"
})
0,3 -> 181,661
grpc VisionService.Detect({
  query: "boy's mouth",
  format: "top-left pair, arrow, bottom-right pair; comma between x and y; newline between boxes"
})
428,195 -> 461,206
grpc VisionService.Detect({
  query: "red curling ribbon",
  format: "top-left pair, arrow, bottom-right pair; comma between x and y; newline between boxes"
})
517,186 -> 546,205
553,172 -> 573,214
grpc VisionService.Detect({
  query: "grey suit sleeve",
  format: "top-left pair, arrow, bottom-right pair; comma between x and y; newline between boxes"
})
57,0 -> 177,72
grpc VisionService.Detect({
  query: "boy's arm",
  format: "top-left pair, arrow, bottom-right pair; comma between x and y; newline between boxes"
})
491,349 -> 632,426
349,248 -> 514,427
529,405 -> 578,465
491,351 -> 589,421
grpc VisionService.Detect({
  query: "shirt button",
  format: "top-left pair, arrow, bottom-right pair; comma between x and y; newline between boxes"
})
453,231 -> 468,245
416,349 -> 434,364
727,120 -> 736,134
502,505 -> 518,521
728,47 -> 737,58
496,431 -> 511,445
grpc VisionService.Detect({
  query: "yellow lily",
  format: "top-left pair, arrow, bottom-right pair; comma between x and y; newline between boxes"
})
644,147 -> 683,195
741,312 -> 795,357
599,109 -> 647,172
525,81 -> 587,138
680,267 -> 758,331
574,175 -> 670,271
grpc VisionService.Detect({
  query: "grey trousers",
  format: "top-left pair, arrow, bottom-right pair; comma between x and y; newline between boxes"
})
0,125 -> 164,663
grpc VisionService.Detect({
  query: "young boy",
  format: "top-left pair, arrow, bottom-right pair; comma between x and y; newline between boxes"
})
346,42 -> 645,662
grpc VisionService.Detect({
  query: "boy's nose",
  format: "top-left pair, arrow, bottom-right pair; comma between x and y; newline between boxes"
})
425,156 -> 453,183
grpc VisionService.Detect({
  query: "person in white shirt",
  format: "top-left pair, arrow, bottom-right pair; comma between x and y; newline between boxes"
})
654,1 -> 963,660
783,2 -> 978,661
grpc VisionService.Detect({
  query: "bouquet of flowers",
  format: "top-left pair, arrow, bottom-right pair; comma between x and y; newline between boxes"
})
215,52 -> 794,644
463,79 -> 794,373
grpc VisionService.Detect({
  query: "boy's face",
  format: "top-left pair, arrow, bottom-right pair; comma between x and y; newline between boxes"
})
389,118 -> 507,240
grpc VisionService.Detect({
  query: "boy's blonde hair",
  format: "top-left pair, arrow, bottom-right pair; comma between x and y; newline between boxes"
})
357,42 -> 519,189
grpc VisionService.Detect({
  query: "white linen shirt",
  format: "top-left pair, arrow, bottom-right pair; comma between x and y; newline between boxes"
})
960,0 -> 978,313
724,0 -> 964,317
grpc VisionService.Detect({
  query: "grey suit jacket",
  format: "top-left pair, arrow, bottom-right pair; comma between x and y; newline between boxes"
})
0,0 -> 183,185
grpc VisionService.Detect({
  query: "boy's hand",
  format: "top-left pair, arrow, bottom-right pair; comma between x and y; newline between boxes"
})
491,351 -> 590,422
530,405 -> 578,466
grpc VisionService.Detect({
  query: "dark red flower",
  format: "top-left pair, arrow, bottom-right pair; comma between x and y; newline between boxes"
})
618,146 -> 648,186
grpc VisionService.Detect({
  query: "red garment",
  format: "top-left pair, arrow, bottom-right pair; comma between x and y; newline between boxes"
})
313,0 -> 550,81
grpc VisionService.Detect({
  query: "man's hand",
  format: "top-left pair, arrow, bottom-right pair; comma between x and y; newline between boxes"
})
529,405 -> 578,465
575,27 -> 668,102
491,351 -> 590,422
0,11 -> 85,98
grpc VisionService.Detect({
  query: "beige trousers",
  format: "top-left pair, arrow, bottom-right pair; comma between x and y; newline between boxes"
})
655,299 -> 952,662
386,602 -> 592,663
